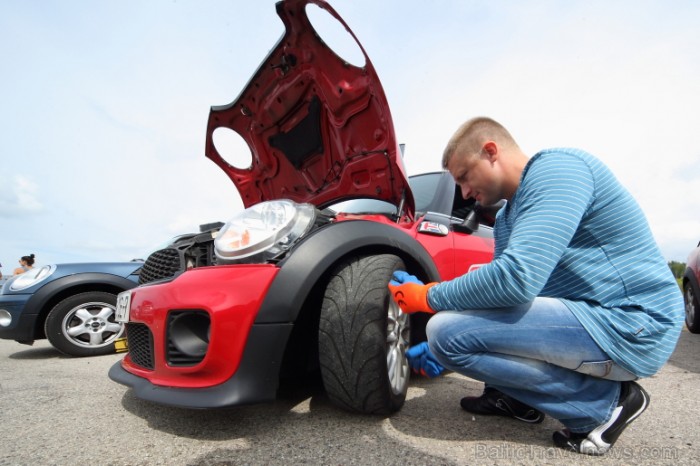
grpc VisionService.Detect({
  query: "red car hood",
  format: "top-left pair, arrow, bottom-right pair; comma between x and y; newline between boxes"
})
204,0 -> 414,217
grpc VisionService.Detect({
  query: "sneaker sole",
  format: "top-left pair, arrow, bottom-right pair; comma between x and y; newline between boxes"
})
583,384 -> 649,454
560,383 -> 650,455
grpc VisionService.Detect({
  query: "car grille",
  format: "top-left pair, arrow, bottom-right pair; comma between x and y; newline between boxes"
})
139,248 -> 182,285
126,323 -> 155,370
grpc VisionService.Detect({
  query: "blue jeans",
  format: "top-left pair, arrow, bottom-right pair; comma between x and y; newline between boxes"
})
425,297 -> 638,433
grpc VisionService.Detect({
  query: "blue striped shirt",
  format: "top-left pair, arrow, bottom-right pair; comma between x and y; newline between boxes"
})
428,148 -> 684,377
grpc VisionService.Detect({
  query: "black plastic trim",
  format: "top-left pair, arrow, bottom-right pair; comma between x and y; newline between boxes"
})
255,220 -> 440,324
0,311 -> 38,342
109,323 -> 292,408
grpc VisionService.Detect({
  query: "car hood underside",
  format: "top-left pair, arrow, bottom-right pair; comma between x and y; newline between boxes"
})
204,0 -> 414,217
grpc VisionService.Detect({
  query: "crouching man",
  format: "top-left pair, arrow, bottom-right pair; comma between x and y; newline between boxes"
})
391,117 -> 683,456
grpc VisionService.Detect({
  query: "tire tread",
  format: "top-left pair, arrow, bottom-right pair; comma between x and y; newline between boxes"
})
319,254 -> 406,414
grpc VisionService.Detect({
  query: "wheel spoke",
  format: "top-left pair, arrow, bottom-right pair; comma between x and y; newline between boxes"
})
89,331 -> 105,345
386,301 -> 400,343
104,322 -> 123,334
96,306 -> 113,320
67,325 -> 89,337
386,345 -> 396,371
74,308 -> 93,323
386,295 -> 409,393
387,346 -> 400,386
388,299 -> 399,320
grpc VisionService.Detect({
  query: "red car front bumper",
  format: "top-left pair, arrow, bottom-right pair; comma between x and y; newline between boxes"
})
109,264 -> 294,407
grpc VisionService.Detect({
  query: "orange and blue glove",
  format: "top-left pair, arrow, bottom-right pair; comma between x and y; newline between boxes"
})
406,342 -> 445,378
388,270 -> 438,314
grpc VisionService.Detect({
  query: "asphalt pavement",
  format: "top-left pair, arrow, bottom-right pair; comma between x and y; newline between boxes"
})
0,329 -> 698,465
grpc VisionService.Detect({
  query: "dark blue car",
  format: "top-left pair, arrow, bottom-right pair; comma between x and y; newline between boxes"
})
0,225 -> 223,357
0,262 -> 142,356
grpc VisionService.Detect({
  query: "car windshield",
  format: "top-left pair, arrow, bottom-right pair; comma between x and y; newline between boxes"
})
328,173 -> 443,215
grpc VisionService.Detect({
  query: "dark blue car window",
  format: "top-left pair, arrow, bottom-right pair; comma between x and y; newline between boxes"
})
408,173 -> 442,213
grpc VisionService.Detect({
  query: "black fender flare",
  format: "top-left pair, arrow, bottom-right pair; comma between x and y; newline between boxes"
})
255,220 -> 440,323
23,273 -> 138,317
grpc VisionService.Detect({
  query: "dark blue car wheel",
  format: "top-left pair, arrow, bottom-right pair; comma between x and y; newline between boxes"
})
44,291 -> 125,357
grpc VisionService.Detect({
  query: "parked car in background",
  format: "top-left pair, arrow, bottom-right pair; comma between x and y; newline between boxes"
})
109,0 -> 496,415
0,262 -> 142,356
0,226 -> 222,357
683,240 -> 700,333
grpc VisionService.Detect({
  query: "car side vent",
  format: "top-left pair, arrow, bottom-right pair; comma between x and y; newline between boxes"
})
166,341 -> 205,367
126,323 -> 155,370
166,310 -> 210,367
139,248 -> 183,285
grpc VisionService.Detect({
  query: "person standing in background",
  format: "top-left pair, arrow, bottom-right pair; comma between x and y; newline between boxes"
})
13,254 -> 36,275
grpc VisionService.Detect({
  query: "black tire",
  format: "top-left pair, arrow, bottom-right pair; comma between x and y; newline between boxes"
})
684,283 -> 700,334
319,254 -> 411,414
44,291 -> 125,357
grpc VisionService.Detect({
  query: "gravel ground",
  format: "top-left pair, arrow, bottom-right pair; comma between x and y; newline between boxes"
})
0,329 -> 698,465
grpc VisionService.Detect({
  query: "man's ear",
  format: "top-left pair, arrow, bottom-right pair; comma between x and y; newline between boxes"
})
483,141 -> 498,162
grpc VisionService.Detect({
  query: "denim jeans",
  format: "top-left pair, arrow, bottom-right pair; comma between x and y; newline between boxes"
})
425,297 -> 638,433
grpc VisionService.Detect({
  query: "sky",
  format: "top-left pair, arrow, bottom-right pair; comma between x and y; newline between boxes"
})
1,0 -> 699,275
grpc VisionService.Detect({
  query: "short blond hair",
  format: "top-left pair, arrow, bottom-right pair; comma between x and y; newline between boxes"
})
442,117 -> 518,169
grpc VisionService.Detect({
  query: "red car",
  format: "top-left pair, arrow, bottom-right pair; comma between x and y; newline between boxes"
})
683,241 -> 700,333
109,0 -> 495,414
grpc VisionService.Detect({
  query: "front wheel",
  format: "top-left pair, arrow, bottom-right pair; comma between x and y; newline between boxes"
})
44,291 -> 125,356
319,254 -> 411,414
684,283 -> 700,334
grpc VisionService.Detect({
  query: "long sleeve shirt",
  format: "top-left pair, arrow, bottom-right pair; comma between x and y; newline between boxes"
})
428,148 -> 684,377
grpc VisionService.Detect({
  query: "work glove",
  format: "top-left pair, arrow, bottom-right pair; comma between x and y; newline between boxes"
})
406,342 -> 445,378
388,271 -> 437,314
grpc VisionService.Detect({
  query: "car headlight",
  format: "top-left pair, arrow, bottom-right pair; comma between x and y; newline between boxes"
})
214,199 -> 316,263
9,265 -> 57,291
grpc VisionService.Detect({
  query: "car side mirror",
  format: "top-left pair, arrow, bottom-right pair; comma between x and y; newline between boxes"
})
476,200 -> 505,227
458,210 -> 480,234
455,200 -> 505,234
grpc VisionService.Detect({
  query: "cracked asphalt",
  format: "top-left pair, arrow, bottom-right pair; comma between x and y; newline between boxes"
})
1,329 -> 698,465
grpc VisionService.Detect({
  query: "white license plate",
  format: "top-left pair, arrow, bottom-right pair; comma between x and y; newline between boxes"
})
115,291 -> 132,323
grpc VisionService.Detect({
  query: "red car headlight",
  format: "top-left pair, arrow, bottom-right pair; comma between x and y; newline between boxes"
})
214,199 -> 316,263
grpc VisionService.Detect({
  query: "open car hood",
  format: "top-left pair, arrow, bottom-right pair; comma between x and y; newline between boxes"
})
205,0 -> 414,217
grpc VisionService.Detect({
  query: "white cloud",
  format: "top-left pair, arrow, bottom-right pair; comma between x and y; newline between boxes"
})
387,1 -> 700,261
0,0 -> 698,267
0,175 -> 43,217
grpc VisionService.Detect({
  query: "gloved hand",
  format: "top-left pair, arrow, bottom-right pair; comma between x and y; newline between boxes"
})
390,270 -> 424,286
406,342 -> 445,378
388,271 -> 437,314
